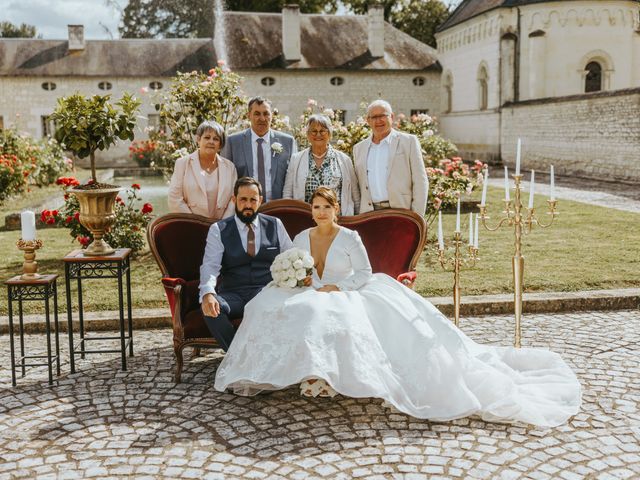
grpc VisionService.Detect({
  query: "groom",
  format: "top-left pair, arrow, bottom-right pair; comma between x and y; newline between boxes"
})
199,177 -> 293,350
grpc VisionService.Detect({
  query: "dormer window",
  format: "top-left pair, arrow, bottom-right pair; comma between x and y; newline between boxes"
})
41,82 -> 56,91
149,81 -> 163,91
98,81 -> 112,90
261,77 -> 276,86
330,77 -> 344,86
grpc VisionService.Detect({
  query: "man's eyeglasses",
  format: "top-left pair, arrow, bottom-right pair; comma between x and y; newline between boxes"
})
368,114 -> 391,121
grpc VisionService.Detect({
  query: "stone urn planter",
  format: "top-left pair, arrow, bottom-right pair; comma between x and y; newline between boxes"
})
71,185 -> 122,256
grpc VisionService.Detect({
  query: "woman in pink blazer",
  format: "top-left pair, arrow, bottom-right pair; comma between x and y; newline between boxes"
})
168,120 -> 237,220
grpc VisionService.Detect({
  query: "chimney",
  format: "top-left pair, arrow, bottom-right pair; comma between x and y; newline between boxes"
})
282,4 -> 301,61
368,4 -> 384,58
68,25 -> 85,51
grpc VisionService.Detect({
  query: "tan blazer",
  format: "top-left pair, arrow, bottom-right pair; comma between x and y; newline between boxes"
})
353,129 -> 428,215
168,151 -> 237,220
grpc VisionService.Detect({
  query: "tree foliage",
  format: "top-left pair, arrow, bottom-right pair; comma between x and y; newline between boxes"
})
0,21 -> 39,38
119,0 -> 336,38
340,0 -> 450,48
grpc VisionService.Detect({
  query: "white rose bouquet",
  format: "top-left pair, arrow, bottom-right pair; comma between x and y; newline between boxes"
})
270,248 -> 314,288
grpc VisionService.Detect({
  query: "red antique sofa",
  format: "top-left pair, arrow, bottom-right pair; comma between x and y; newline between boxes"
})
147,199 -> 427,382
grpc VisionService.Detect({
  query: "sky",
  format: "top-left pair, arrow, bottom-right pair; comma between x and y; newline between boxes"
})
3,0 -> 125,39
2,0 -> 463,40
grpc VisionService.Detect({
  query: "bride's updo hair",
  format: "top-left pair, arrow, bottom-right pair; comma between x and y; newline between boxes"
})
310,187 -> 340,220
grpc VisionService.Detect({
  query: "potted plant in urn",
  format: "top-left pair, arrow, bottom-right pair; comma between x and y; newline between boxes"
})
51,93 -> 140,255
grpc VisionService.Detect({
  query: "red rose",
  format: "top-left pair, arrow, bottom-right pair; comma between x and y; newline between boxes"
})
46,217 -> 56,225
131,183 -> 141,190
56,178 -> 63,185
51,210 -> 58,217
77,236 -> 90,247
74,212 -> 80,220
65,216 -> 72,224
141,203 -> 153,214
116,196 -> 124,204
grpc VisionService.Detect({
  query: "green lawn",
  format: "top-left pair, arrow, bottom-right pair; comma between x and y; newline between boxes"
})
1,185 -> 638,315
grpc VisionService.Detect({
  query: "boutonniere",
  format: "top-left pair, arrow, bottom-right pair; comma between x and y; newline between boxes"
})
271,142 -> 284,155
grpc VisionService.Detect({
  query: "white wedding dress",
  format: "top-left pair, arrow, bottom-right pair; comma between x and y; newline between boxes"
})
214,227 -> 582,427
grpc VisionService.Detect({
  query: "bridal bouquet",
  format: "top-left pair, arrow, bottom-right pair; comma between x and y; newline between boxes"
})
271,248 -> 314,288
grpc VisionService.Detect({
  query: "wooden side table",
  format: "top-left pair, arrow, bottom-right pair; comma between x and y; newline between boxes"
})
5,274 -> 61,386
63,248 -> 133,372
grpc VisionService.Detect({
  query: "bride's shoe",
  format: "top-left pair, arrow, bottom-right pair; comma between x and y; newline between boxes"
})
300,378 -> 337,398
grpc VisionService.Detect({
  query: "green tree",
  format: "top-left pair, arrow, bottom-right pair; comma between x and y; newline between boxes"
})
0,21 -> 39,38
340,0 -> 450,48
119,0 -> 337,38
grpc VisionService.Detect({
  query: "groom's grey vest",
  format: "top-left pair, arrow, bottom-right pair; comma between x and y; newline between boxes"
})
217,214 -> 280,291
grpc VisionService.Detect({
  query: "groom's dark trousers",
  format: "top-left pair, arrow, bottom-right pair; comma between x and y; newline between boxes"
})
202,215 -> 281,351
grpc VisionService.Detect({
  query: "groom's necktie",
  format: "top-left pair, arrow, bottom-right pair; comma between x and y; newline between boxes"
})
246,224 -> 256,257
256,138 -> 267,202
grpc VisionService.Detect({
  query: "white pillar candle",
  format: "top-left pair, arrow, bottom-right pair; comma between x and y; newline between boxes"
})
504,166 -> 510,201
21,210 -> 36,241
528,170 -> 535,209
550,165 -> 555,200
437,211 -> 444,251
455,196 -> 461,232
480,167 -> 488,206
468,213 -> 473,245
515,138 -> 521,176
474,214 -> 479,248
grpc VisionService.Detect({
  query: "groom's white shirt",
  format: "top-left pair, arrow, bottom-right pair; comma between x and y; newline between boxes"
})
199,214 -> 293,303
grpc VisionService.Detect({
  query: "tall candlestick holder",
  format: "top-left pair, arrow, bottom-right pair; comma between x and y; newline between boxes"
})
479,174 -> 558,347
438,231 -> 478,327
16,239 -> 44,280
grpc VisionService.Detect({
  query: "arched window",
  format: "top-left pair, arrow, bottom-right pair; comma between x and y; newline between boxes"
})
478,65 -> 488,110
585,62 -> 602,93
443,73 -> 453,113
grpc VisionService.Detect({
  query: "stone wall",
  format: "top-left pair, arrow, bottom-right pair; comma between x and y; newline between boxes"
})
501,88 -> 640,181
0,70 -> 440,166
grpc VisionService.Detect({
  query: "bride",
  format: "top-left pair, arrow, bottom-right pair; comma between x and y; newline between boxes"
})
214,187 -> 582,427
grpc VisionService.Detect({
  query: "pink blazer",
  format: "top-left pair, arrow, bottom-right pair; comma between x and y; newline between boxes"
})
168,151 -> 237,220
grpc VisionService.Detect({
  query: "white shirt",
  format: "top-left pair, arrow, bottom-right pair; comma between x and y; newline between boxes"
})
251,130 -> 273,200
366,134 -> 391,203
199,214 -> 293,302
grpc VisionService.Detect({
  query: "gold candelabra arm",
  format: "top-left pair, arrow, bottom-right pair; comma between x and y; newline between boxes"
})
533,199 -> 559,228
479,205 -> 513,231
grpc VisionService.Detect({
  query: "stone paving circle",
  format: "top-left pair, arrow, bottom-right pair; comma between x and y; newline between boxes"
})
1,309 -> 640,479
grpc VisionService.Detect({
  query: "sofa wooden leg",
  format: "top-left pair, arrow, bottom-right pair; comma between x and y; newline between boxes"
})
192,347 -> 202,358
175,346 -> 185,383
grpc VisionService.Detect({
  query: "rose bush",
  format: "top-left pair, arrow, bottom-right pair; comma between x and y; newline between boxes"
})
41,177 -> 154,255
426,157 -> 486,223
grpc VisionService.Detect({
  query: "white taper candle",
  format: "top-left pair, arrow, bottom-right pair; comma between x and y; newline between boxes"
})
550,165 -> 555,201
480,167 -> 488,206
468,213 -> 473,245
474,214 -> 479,248
437,211 -> 444,251
528,170 -> 535,209
515,138 -> 521,176
455,196 -> 461,232
504,166 -> 510,201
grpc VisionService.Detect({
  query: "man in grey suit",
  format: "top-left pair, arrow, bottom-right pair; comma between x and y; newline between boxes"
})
222,97 -> 297,201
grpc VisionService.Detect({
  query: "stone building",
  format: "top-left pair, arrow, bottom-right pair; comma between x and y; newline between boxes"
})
435,0 -> 640,181
0,6 -> 440,164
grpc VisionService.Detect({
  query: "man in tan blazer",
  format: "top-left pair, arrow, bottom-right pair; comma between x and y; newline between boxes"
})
354,100 -> 428,215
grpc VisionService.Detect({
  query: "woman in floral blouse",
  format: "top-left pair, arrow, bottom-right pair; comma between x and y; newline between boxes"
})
283,114 -> 360,215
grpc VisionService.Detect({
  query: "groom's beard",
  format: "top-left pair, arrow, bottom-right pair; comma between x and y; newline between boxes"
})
236,207 -> 258,224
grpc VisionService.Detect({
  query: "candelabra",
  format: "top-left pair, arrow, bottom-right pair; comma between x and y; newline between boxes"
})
438,231 -> 478,327
16,238 -> 44,280
479,174 -> 558,347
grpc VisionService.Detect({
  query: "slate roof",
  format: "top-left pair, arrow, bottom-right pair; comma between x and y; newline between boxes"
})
0,11 -> 439,77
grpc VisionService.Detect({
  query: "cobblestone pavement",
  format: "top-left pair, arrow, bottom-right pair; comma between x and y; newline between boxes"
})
1,310 -> 639,480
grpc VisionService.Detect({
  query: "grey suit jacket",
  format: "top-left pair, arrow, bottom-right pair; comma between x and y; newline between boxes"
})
222,129 -> 297,200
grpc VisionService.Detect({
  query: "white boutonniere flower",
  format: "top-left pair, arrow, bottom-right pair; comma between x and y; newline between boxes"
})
271,142 -> 284,155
